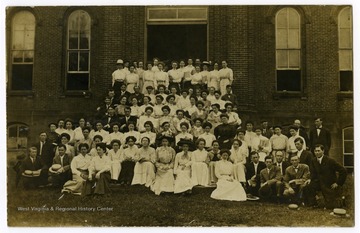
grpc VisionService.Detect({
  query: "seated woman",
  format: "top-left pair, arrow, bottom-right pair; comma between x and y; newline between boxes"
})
62,143 -> 92,195
108,139 -> 123,183
210,149 -> 247,201
55,133 -> 75,158
48,144 -> 72,187
191,118 -> 204,141
208,140 -> 221,185
132,137 -> 156,187
140,121 -> 157,147
174,139 -> 194,195
122,121 -> 141,146
229,139 -> 247,185
214,113 -> 237,149
107,123 -> 124,146
191,138 -> 210,187
119,136 -> 139,185
151,136 -> 176,195
82,143 -> 111,196
89,135 -> 104,157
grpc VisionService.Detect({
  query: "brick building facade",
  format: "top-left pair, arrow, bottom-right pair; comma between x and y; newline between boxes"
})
6,5 -> 353,167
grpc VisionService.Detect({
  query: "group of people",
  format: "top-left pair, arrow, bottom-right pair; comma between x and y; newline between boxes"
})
18,57 -> 347,208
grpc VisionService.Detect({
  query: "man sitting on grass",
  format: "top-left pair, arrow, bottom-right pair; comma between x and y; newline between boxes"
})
259,155 -> 283,203
20,147 -> 48,189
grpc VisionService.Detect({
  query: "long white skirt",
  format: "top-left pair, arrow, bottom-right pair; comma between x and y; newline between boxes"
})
211,177 -> 247,201
233,163 -> 246,182
151,168 -> 174,195
174,168 -> 193,193
61,173 -> 86,195
220,78 -> 230,96
132,161 -> 155,187
110,160 -> 121,180
191,162 -> 209,186
209,161 -> 218,183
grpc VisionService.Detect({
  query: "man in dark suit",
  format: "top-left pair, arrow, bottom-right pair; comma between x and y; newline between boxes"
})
20,147 -> 48,189
95,97 -> 112,120
294,137 -> 313,167
33,132 -> 55,169
119,106 -> 138,133
273,150 -> 290,178
309,118 -> 331,155
259,156 -> 284,201
283,155 -> 310,204
245,151 -> 267,197
306,144 -> 347,209
48,144 -> 73,187
102,106 -> 119,132
260,120 -> 273,139
128,86 -> 145,106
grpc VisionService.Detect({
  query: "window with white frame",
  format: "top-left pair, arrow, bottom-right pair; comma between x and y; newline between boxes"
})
66,10 -> 91,91
10,11 -> 35,90
342,126 -> 353,168
275,8 -> 301,92
338,7 -> 353,92
7,123 -> 29,150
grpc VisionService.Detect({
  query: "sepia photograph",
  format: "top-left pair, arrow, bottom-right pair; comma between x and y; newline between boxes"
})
3,0 -> 357,229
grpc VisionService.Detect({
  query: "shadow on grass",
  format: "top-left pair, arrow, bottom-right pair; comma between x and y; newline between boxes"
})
7,167 -> 355,227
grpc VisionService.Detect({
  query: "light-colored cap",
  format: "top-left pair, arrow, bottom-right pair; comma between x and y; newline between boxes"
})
117,59 -> 124,64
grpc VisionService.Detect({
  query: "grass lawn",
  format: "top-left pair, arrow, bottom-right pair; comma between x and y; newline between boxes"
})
7,167 -> 355,227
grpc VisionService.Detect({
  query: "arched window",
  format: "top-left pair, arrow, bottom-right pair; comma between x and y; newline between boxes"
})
338,7 -> 353,91
275,8 -> 301,92
7,123 -> 29,150
66,10 -> 91,91
342,126 -> 353,169
10,11 -> 35,90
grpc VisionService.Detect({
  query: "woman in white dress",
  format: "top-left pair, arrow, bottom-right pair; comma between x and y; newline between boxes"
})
191,138 -> 210,187
218,60 -> 233,96
140,121 -> 157,147
174,139 -> 194,195
151,136 -> 176,195
108,139 -> 123,183
119,136 -> 139,185
132,137 -> 156,187
211,149 -> 247,201
208,62 -> 220,91
229,139 -> 247,184
142,63 -> 157,93
208,140 -> 221,185
125,65 -> 139,93
154,63 -> 169,90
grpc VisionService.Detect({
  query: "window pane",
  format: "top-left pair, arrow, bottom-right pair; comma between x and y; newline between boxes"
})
24,51 -> 34,62
340,71 -> 353,91
289,50 -> 300,68
66,73 -> 89,90
68,52 -> 79,71
79,11 -> 90,31
8,126 -> 18,137
79,52 -> 89,71
12,51 -> 23,63
68,30 -> 79,49
276,50 -> 288,68
148,9 -> 177,19
276,29 -> 288,48
343,127 -> 354,140
288,9 -> 300,28
339,50 -> 352,70
12,30 -> 25,50
12,11 -> 35,50
276,9 -> 287,28
343,154 -> 354,167
18,126 -> 29,137
277,70 -> 301,91
23,29 -> 35,50
339,29 -> 351,48
11,64 -> 33,90
288,29 -> 300,48
79,31 -> 90,49
344,141 -> 353,154
178,8 -> 207,19
339,8 -> 351,28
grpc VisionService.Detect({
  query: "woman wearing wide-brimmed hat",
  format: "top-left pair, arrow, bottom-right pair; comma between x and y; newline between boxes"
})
211,149 -> 247,201
174,139 -> 195,194
151,135 -> 176,195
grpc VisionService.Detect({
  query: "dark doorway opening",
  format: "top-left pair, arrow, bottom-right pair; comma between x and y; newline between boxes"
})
147,24 -> 207,66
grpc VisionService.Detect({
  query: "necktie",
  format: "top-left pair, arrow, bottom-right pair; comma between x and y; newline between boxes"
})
278,164 -> 282,174
294,167 -> 298,173
318,159 -> 321,164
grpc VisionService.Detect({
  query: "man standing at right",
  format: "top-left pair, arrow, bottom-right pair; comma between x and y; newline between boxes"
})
306,144 -> 347,209
309,118 -> 331,155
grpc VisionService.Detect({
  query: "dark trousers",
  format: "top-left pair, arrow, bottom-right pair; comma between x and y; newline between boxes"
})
22,170 -> 48,189
119,161 -> 135,184
304,180 -> 343,208
82,171 -> 111,196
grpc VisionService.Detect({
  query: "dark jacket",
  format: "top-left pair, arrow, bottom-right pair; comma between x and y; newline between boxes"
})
33,140 -> 55,168
310,156 -> 347,187
309,127 -> 331,153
